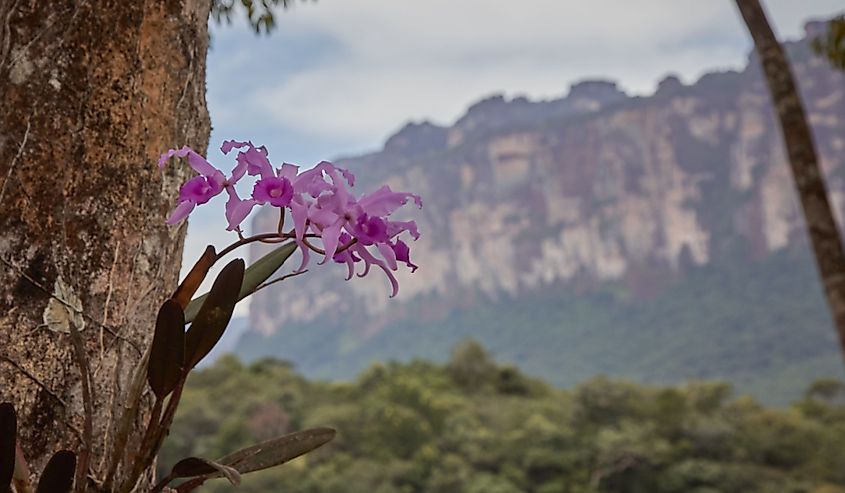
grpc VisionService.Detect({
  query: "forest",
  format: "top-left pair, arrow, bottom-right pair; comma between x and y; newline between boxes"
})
161,342 -> 845,493
237,248 -> 843,406
2,2 -> 845,492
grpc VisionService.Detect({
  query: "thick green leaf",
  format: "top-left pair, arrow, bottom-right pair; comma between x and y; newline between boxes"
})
0,403 -> 15,491
171,457 -> 240,486
218,428 -> 336,474
35,451 -> 75,493
184,242 -> 296,323
147,300 -> 186,399
173,245 -> 216,310
184,259 -> 245,369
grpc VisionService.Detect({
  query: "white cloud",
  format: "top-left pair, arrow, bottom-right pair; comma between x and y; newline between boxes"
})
243,0 -> 843,143
186,0 -> 843,296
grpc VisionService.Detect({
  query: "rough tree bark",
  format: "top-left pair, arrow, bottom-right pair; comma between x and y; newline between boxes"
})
735,0 -> 845,363
0,1 -> 211,491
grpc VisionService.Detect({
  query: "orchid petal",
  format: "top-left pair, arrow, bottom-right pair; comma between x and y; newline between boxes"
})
158,146 -> 190,168
319,224 -> 343,264
290,200 -> 308,241
323,165 -> 352,206
231,158 -> 248,183
224,188 -> 258,231
340,167 -> 355,187
294,239 -> 311,273
221,140 -> 250,154
392,239 -> 418,272
186,150 -> 220,177
378,242 -> 398,271
358,185 -> 421,217
374,263 -> 399,298
278,163 -> 299,180
351,244 -> 397,297
387,220 -> 420,240
355,244 -> 382,278
165,200 -> 195,225
309,208 -> 340,228
343,255 -> 355,280
237,145 -> 274,179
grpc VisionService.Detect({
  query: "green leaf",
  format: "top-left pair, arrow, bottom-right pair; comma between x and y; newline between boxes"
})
173,245 -> 216,310
171,457 -> 241,486
184,259 -> 245,369
217,427 -> 336,474
147,300 -> 186,399
0,403 -> 16,492
36,451 -> 76,493
184,242 -> 296,323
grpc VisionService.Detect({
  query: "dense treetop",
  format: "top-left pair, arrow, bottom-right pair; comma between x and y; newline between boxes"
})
161,342 -> 845,493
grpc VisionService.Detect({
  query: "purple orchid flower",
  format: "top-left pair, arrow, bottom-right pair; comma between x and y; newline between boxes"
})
253,177 -> 294,207
161,140 -> 422,297
158,146 -> 227,224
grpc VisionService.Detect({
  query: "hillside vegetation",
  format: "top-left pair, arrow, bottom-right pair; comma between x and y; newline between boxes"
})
161,343 -> 845,493
237,248 -> 845,405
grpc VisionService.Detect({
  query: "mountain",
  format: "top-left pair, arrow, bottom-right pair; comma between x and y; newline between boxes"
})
238,21 -> 845,404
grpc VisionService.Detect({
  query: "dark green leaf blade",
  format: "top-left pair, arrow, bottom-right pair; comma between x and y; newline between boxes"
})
148,300 -> 186,399
171,457 -> 240,486
173,245 -> 216,310
0,402 -> 16,491
218,427 -> 336,474
184,242 -> 296,323
184,258 -> 245,369
36,450 -> 76,493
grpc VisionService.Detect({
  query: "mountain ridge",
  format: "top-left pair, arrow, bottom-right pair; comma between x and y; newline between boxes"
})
240,20 -> 845,403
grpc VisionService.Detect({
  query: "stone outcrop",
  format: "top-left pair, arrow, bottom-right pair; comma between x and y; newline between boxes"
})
249,23 -> 845,341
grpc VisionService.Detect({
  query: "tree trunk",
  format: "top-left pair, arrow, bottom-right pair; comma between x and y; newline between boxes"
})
735,0 -> 845,363
0,1 -> 211,491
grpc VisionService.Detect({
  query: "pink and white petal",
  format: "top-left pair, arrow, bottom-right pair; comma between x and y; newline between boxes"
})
342,255 -> 356,280
230,158 -> 248,183
292,165 -> 331,196
220,140 -> 250,154
278,163 -> 300,180
294,239 -> 311,273
209,170 -> 227,194
358,186 -> 420,217
339,167 -> 355,187
238,145 -> 274,179
306,179 -> 332,198
185,150 -> 220,177
323,167 -> 352,205
290,200 -> 309,241
158,146 -> 191,168
224,188 -> 258,231
309,208 -> 340,228
355,244 -> 383,278
387,220 -> 420,240
377,242 -> 398,271
165,200 -> 196,225
319,224 -> 343,264
377,264 -> 400,298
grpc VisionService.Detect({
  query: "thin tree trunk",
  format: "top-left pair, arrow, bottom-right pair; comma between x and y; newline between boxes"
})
0,1 -> 211,491
735,0 -> 845,363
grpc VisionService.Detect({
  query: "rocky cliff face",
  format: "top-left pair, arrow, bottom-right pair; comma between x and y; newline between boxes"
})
248,23 -> 845,341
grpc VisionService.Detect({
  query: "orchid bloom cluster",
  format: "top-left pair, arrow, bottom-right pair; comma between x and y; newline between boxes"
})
158,141 -> 422,296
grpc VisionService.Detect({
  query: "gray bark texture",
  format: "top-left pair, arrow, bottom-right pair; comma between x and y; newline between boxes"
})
0,0 -> 211,491
735,0 -> 845,363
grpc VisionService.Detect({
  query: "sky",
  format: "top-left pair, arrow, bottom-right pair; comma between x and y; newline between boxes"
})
181,0 -> 845,315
